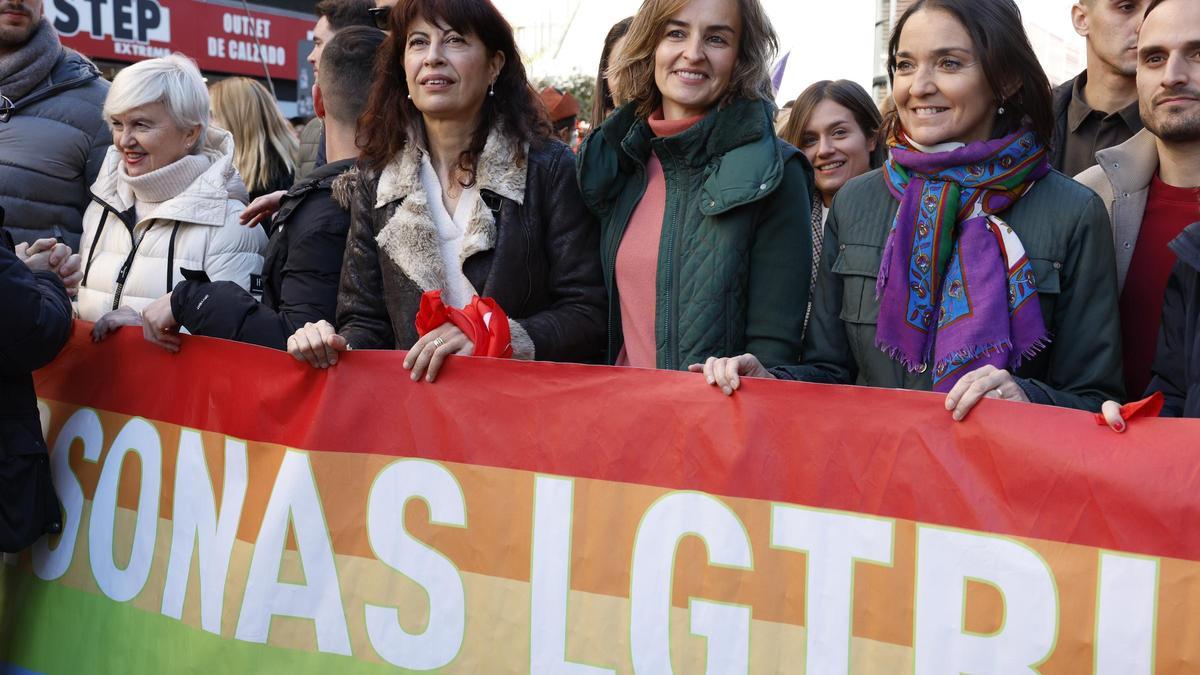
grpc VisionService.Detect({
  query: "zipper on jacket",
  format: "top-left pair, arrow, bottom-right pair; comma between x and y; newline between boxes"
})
662,172 -> 679,371
607,163 -> 649,362
112,223 -> 150,311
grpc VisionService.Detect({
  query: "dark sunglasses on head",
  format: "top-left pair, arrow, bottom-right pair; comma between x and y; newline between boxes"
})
368,6 -> 389,30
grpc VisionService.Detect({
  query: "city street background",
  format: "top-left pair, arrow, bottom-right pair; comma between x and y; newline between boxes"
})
498,0 -> 1085,105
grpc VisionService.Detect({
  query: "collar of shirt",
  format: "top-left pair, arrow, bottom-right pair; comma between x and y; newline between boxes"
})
1067,72 -> 1142,134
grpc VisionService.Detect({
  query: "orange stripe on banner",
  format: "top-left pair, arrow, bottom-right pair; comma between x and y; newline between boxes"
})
32,326 -> 1200,567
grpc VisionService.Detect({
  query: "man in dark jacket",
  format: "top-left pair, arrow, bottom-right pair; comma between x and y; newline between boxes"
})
0,0 -> 109,249
1103,222 -> 1200,427
1152,223 -> 1200,417
139,27 -> 385,351
1049,0 -> 1146,176
0,225 -> 71,552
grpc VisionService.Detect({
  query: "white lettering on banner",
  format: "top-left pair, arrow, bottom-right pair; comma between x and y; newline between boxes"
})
1095,552 -> 1159,675
112,40 -> 170,58
629,492 -> 753,675
531,476 -> 615,674
161,431 -> 248,635
364,460 -> 467,670
26,406 -> 1172,669
770,505 -> 894,675
220,40 -> 287,66
47,0 -> 170,44
89,417 -> 162,603
914,526 -> 1058,674
207,36 -> 226,58
33,407 -> 103,581
222,12 -> 271,38
234,450 -> 351,655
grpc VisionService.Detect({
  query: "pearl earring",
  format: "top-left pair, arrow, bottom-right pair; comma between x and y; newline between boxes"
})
998,105 -> 1006,115
488,82 -> 495,97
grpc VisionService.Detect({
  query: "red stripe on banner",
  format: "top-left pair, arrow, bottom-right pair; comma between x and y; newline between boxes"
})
36,324 -> 1200,562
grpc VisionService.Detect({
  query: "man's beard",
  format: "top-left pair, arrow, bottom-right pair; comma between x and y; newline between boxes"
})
0,4 -> 36,49
1143,94 -> 1200,143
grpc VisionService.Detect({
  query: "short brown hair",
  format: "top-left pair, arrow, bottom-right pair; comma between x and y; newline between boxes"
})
610,0 -> 779,119
319,26 -> 385,124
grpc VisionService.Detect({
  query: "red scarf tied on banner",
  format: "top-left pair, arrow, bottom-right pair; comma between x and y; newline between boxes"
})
415,290 -> 514,358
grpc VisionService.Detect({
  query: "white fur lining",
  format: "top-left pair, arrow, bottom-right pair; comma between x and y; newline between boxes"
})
508,318 -> 535,360
374,128 -> 527,294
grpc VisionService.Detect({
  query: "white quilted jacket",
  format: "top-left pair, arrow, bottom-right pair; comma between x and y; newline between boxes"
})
76,127 -> 267,321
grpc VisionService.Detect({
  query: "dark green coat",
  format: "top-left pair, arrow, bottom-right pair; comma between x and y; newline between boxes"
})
576,98 -> 813,370
773,169 -> 1126,411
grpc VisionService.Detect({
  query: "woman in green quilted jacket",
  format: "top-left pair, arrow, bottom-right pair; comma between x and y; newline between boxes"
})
696,0 -> 1125,421
575,0 -> 814,372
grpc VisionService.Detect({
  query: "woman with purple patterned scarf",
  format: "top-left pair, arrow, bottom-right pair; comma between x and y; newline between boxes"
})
694,0 -> 1126,420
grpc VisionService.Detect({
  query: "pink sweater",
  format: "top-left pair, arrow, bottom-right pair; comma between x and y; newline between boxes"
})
615,110 -> 705,367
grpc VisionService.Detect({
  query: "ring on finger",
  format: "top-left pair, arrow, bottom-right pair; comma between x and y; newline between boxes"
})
993,388 -> 1004,398
432,336 -> 446,348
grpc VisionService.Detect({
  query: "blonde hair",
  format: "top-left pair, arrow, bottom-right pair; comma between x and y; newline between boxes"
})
209,77 -> 299,194
609,0 -> 778,119
104,54 -> 209,149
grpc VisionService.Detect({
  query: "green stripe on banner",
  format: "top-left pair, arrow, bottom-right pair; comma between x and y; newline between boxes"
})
0,570 -> 401,674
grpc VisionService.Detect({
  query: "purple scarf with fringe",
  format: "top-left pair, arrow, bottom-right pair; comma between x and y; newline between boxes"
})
875,129 -> 1051,392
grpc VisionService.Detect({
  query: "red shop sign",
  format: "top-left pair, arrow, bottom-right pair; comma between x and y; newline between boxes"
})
46,0 -> 315,80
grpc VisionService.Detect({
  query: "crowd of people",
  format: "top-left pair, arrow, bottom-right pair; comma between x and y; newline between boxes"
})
2,0 -> 1198,553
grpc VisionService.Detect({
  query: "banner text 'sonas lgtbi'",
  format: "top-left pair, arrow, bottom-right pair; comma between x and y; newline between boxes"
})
4,328 -> 1197,674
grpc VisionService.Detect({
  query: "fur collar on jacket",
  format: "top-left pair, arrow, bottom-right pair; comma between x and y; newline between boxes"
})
91,126 -> 250,227
373,127 -> 526,294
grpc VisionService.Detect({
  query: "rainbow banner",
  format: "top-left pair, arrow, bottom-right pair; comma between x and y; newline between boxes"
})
2,325 -> 1199,673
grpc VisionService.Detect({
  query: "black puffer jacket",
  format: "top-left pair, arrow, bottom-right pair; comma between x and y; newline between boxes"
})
337,132 -> 606,363
0,48 -> 110,249
1150,222 -> 1200,418
0,235 -> 68,552
171,159 -> 357,349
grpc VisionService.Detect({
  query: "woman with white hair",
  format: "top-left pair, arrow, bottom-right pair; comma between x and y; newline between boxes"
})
78,54 -> 266,340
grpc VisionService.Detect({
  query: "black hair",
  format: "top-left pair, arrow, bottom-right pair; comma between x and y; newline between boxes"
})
886,0 -> 1054,144
314,0 -> 376,31
359,0 -> 550,184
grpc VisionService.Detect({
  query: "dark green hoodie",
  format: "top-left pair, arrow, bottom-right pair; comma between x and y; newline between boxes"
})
577,98 -> 814,370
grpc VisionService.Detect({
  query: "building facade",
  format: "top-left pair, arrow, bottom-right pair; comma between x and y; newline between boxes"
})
47,0 -> 316,116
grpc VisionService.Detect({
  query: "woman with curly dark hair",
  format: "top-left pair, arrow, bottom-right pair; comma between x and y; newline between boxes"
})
288,0 -> 606,380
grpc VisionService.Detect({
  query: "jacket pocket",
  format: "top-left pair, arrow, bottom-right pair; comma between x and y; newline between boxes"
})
831,243 -> 884,324
1028,258 -> 1062,317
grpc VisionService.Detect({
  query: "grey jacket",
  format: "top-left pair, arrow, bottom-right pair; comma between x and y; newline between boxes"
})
0,48 -> 110,250
1075,129 -> 1158,292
